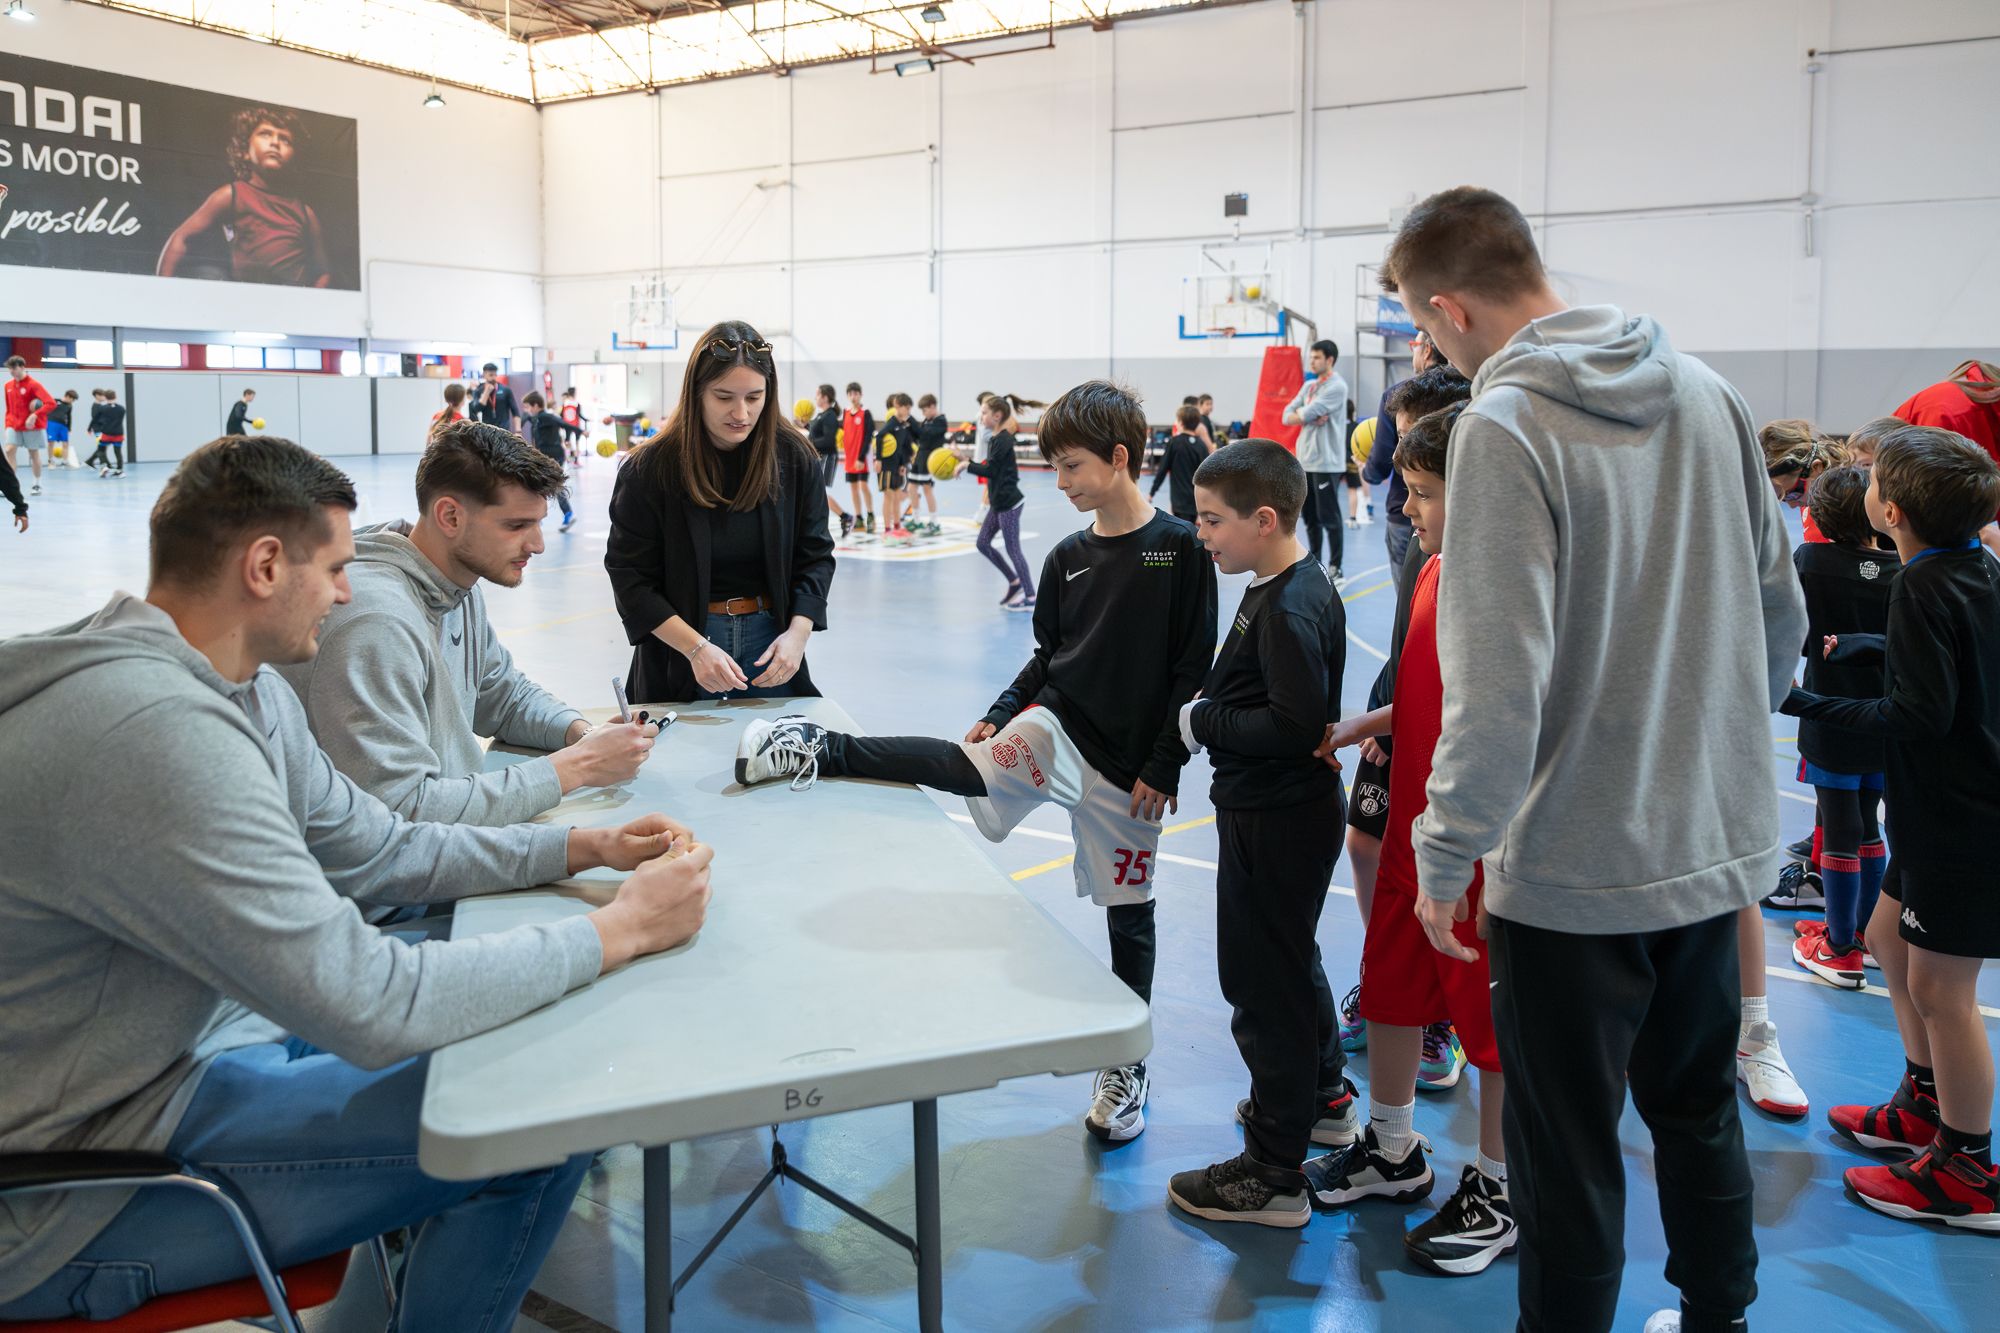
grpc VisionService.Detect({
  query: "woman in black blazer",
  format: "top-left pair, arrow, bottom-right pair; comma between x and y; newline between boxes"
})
606,321 -> 836,703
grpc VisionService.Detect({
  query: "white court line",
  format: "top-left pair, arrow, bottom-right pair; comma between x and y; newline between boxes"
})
1347,630 -> 1388,662
1337,562 -> 1390,587
946,812 -> 1217,870
1767,964 -> 2000,1021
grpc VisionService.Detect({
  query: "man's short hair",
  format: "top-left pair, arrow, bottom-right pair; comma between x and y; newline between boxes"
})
1872,425 -> 2000,547
1036,380 -> 1148,479
1384,366 -> 1473,422
4,356 -> 23,370
1311,340 -> 1340,364
1194,439 -> 1305,529
150,436 -> 357,588
1808,466 -> 1877,549
1198,394 -> 1214,406
1393,402 -> 1467,479
242,389 -> 256,399
1176,403 -> 1203,431
481,362 -> 499,374
417,420 -> 568,510
523,391 -> 546,409
1380,186 -> 1546,304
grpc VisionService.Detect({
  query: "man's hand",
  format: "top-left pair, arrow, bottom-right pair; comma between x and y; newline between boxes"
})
1129,779 -> 1177,822
590,838 -> 714,971
1415,892 -> 1480,963
965,720 -> 998,745
551,719 -> 657,793
570,813 -> 697,874
751,624 -> 811,689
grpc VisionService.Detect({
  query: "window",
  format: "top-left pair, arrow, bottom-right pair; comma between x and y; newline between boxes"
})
232,347 -> 266,371
265,347 -> 297,371
338,351 -> 362,377
365,353 -> 402,378
123,341 -> 184,369
206,345 -> 235,369
74,339 -> 114,365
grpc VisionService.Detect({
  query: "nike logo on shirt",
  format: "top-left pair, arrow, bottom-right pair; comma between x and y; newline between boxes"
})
1066,567 -> 1091,582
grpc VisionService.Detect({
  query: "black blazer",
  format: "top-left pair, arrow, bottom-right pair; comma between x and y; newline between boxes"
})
605,437 -> 837,703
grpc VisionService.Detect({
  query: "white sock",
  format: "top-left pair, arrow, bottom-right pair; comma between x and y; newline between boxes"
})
1369,1099 -> 1415,1159
1478,1151 -> 1508,1190
1740,995 -> 1769,1032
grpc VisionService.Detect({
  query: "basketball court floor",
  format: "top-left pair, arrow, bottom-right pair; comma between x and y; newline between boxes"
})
4,457 -> 1992,1332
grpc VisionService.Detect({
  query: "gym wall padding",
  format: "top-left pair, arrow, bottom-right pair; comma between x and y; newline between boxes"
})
1250,347 -> 1306,449
297,377 -> 373,457
377,378 -> 457,455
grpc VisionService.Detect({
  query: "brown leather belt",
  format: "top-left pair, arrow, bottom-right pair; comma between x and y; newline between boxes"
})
707,594 -> 771,616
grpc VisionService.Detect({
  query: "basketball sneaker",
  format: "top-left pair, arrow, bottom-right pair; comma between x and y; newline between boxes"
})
1166,1153 -> 1311,1229
1005,596 -> 1036,613
1847,1147 -> 2000,1231
734,716 -> 827,791
559,514 -> 577,532
1338,983 -> 1366,1053
1236,1077 -> 1360,1148
1785,834 -> 1815,862
1085,1064 -> 1149,1142
29,483 -> 40,496
1404,1165 -> 1517,1276
1828,1074 -> 1940,1154
864,513 -> 876,533
1792,920 -> 1866,990
838,512 -> 854,538
1736,1020 -> 1808,1116
1416,1023 -> 1465,1092
1764,860 -> 1824,910
1303,1126 -> 1433,1205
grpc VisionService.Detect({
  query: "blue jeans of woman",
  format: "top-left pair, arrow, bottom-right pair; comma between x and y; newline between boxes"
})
696,609 -> 798,700
0,1040 -> 591,1331
976,502 -> 1035,597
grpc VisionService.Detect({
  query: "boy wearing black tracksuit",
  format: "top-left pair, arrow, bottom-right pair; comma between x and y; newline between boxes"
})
521,393 -> 576,531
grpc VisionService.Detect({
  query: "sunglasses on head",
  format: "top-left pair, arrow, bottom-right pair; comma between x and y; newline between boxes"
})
706,337 -> 773,363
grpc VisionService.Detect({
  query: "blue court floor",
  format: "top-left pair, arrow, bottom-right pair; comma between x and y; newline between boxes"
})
3,453 -> 1994,1332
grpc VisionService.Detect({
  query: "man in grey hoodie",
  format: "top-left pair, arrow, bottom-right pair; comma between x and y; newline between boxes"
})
0,436 -> 714,1324
1380,189 -> 1804,1333
1282,339 -> 1351,577
279,420 -> 655,828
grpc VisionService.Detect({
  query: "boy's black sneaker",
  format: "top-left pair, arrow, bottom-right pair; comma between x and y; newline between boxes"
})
1785,834 -> 1815,863
1166,1152 -> 1310,1229
1764,859 -> 1824,910
1404,1165 -> 1518,1275
1304,1125 -> 1434,1206
1236,1077 -> 1360,1147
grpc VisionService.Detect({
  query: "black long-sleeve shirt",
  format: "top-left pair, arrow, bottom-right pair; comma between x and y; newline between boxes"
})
468,381 -> 519,432
1364,382 -> 1411,526
226,400 -> 250,435
967,430 -> 1023,510
95,403 -> 126,438
48,400 -> 72,430
1148,432 -> 1205,520
0,449 -> 25,517
1189,556 -> 1345,810
984,512 -> 1217,795
1794,540 -> 1899,775
809,406 -> 842,458
915,415 -> 948,473
1782,545 -> 2000,879
524,409 -> 566,464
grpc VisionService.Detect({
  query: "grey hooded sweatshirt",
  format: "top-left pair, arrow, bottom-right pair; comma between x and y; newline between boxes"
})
0,594 -> 601,1303
277,521 -> 584,827
1411,306 -> 1806,933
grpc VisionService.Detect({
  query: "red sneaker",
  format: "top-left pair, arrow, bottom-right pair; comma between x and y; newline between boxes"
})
1829,1075 -> 1940,1154
1847,1148 -> 2000,1231
1793,921 -> 1866,990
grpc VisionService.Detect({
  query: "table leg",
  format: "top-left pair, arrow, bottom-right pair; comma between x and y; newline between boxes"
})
645,1144 -> 673,1333
913,1100 -> 942,1333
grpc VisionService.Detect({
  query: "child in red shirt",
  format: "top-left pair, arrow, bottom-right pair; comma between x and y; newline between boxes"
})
1316,401 -> 1515,1277
840,381 -> 876,533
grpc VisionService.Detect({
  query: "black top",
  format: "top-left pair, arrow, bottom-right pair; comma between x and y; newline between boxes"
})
967,430 -> 1022,510
984,512 -> 1218,795
226,400 -> 249,435
525,409 -> 567,463
0,449 -> 24,517
1148,432 -> 1206,518
707,449 -> 765,600
876,416 -> 918,472
1362,530 -> 1429,728
1782,547 -> 2000,878
1200,414 -> 1217,442
49,400 -> 72,430
808,406 -> 842,458
1191,556 -> 1346,810
87,403 -> 107,433
1794,540 -> 1900,775
915,416 -> 948,472
605,436 -> 838,702
1363,382 -> 1412,527
468,381 -> 519,431
96,403 -> 126,437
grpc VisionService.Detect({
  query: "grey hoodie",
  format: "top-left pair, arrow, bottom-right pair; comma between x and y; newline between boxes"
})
1411,306 -> 1806,933
277,521 -> 583,827
0,594 -> 601,1303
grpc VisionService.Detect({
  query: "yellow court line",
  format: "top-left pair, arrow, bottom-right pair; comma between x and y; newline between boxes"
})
1162,813 -> 1217,836
1010,812 -> 1213,881
1342,580 -> 1392,604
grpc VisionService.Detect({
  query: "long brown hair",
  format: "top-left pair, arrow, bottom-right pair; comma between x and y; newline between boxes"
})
631,319 -> 810,511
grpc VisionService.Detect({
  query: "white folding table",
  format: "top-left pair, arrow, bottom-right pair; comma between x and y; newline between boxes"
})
419,697 -> 1151,1332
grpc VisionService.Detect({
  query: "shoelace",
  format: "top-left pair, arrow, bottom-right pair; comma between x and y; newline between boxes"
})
1421,1025 -> 1452,1063
1096,1065 -> 1137,1109
1340,984 -> 1362,1022
764,724 -> 821,791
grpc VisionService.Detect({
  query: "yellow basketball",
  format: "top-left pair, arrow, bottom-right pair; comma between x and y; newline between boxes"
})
250,417 -> 266,430
638,417 -> 651,430
1245,284 -> 1262,300
927,449 -> 960,481
596,438 -> 617,458
50,444 -> 64,459
1350,415 -> 1377,472
794,398 -> 814,420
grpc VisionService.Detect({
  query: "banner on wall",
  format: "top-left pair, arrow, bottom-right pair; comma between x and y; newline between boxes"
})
0,52 -> 359,290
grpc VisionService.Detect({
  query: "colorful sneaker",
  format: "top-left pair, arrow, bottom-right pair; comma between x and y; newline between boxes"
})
1166,1153 -> 1310,1229
1793,920 -> 1866,990
1416,1023 -> 1465,1092
1829,1075 -> 1940,1155
734,716 -> 827,790
1847,1147 -> 2000,1231
1236,1077 -> 1360,1148
1764,860 -> 1825,910
1338,984 -> 1366,1053
1404,1165 -> 1518,1276
1303,1126 -> 1433,1206
1085,1064 -> 1149,1143
1737,1020 -> 1808,1116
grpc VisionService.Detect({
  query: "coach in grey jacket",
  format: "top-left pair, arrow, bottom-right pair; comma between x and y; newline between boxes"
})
1282,339 -> 1350,574
1379,188 -> 1803,1333
280,422 -> 655,827
0,438 -> 712,1322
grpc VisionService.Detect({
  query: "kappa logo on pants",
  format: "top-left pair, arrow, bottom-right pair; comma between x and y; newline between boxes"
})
1901,906 -> 1926,933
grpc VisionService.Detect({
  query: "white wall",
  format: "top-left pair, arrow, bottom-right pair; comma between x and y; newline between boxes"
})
3,3 -> 545,347
537,0 -> 2000,429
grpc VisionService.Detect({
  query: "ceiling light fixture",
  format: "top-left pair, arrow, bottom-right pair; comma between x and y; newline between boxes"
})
921,5 -> 946,22
423,74 -> 445,109
895,57 -> 935,76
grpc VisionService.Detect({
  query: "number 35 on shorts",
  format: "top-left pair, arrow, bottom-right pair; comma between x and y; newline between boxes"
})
1111,848 -> 1154,886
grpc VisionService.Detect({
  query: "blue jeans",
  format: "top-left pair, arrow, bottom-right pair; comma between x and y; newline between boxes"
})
1384,519 -> 1415,592
697,609 -> 795,700
0,1040 -> 590,1330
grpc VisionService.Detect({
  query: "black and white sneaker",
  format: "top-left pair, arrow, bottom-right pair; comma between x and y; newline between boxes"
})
1085,1064 -> 1149,1142
734,716 -> 827,790
1167,1153 -> 1310,1229
1404,1165 -> 1517,1275
1303,1126 -> 1434,1206
29,483 -> 41,496
1236,1077 -> 1361,1147
1763,859 -> 1825,910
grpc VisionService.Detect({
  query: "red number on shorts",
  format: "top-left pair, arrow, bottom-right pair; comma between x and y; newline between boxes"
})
1112,849 -> 1153,886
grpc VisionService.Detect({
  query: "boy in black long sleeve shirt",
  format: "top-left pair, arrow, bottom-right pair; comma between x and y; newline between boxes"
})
737,382 -> 1217,1146
1149,403 -> 1208,524
521,393 -> 577,531
1163,441 -> 1350,1228
1781,425 -> 2000,1227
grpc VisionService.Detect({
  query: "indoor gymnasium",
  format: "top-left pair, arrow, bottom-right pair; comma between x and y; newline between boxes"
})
2,2 -> 1998,1331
